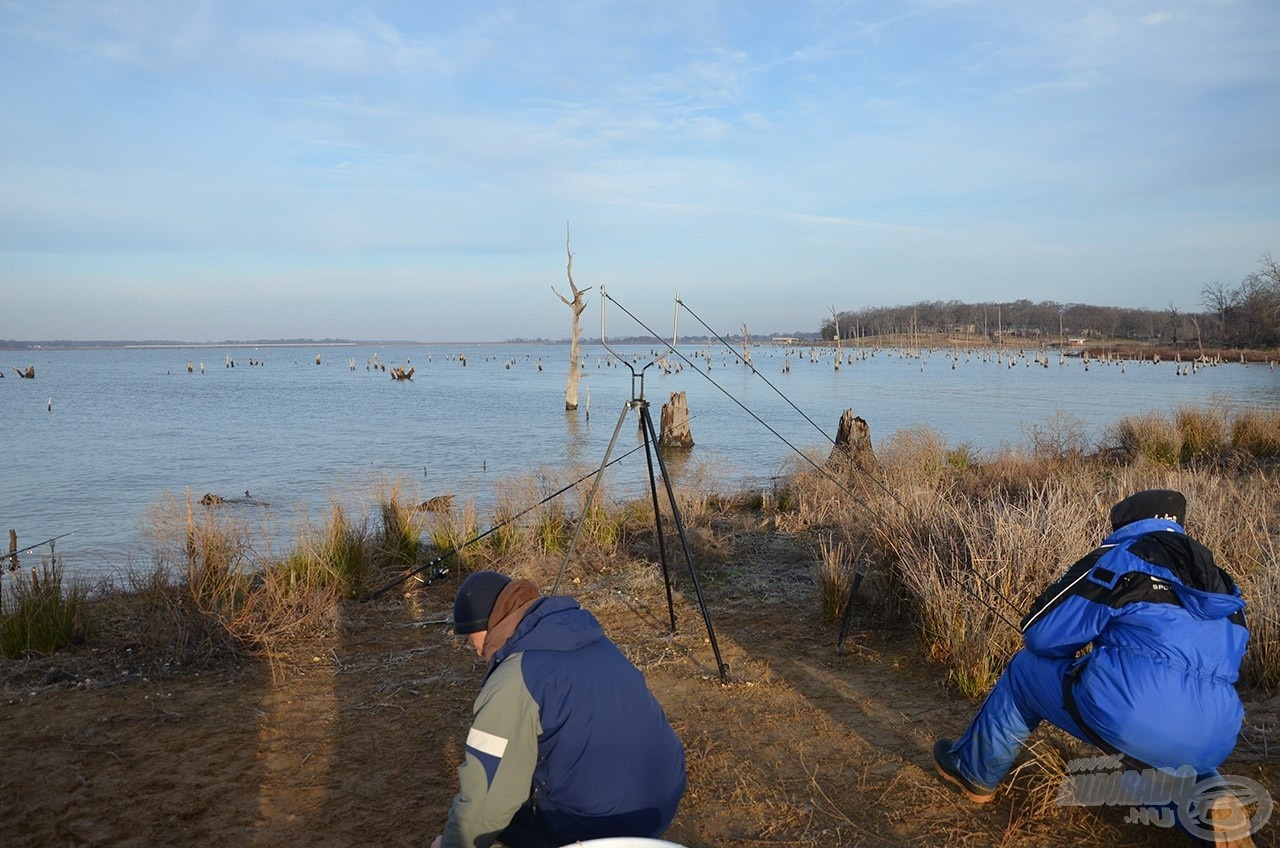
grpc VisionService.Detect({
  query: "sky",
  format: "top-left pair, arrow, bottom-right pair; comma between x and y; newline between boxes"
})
2,1 -> 1278,343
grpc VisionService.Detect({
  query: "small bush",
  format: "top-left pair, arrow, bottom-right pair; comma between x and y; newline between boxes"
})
945,444 -> 978,471
95,562 -> 240,668
879,426 -> 950,485
580,501 -> 626,553
428,500 -> 480,569
1024,412 -> 1089,464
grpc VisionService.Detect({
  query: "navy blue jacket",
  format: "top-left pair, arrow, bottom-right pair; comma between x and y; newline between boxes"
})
1019,518 -> 1248,771
443,596 -> 686,848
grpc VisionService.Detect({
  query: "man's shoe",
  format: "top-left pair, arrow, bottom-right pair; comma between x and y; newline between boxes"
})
1206,792 -> 1257,847
932,738 -> 997,804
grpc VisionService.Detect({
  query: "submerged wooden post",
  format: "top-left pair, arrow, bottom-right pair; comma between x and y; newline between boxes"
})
658,391 -> 694,449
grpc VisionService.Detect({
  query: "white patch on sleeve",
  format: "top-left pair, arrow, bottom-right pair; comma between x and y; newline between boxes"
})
466,727 -> 509,758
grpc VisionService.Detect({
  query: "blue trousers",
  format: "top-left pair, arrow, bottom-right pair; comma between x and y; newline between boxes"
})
949,650 -> 1090,790
948,651 -> 1233,845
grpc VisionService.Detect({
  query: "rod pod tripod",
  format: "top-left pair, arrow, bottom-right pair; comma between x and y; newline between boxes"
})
552,293 -> 729,682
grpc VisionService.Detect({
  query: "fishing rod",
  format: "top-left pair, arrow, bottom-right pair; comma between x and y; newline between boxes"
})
3,532 -> 74,567
359,442 -> 647,603
604,290 -> 1027,630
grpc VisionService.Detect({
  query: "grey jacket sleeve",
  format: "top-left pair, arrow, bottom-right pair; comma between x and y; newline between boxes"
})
442,654 -> 542,848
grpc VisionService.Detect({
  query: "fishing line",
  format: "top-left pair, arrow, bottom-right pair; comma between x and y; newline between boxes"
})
603,289 -> 898,513
602,289 -> 1026,626
675,297 -> 835,446
360,441 -> 648,602
681,294 -> 1027,620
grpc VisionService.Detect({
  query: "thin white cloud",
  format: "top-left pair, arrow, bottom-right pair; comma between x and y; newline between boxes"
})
2,0 -> 1278,339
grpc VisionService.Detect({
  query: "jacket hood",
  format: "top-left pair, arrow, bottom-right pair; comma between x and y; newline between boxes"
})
489,596 -> 604,669
1170,581 -> 1246,621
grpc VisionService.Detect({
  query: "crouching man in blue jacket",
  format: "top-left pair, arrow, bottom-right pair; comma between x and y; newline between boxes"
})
932,490 -> 1253,843
431,571 -> 686,848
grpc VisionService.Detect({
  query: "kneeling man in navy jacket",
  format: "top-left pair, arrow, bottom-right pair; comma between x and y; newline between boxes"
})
432,571 -> 686,848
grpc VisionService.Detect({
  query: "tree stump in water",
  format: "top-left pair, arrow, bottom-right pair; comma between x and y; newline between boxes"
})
827,409 -> 879,476
658,391 -> 694,449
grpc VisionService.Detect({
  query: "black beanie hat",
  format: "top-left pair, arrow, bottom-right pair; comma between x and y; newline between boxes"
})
1109,489 -> 1187,531
453,571 -> 511,634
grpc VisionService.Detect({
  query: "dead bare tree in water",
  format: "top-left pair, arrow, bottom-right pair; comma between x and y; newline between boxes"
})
551,225 -> 592,411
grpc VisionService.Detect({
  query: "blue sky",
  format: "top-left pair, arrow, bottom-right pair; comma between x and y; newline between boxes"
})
2,1 -> 1277,342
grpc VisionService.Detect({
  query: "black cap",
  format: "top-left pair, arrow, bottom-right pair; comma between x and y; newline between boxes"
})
1109,489 -> 1187,531
453,571 -> 511,634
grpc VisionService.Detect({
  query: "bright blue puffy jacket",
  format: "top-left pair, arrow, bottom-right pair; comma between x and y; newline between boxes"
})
1019,517 -> 1248,771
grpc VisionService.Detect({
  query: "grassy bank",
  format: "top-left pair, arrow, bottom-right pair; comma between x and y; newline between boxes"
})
2,405 -> 1278,696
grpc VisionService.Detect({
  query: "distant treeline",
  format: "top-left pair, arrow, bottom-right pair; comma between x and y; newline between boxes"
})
0,338 -> 372,351
823,251 -> 1280,350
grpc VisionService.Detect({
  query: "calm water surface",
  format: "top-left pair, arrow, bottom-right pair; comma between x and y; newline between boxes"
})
4,342 -> 1278,580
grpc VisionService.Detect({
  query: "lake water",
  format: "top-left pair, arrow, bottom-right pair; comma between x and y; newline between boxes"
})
4,341 -> 1278,581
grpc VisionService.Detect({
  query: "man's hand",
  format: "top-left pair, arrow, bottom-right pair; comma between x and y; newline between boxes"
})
430,835 -> 442,848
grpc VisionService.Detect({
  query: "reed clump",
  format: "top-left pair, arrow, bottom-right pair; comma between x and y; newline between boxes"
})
426,499 -> 481,570
1229,408 -> 1280,458
0,560 -> 88,657
813,533 -> 855,623
375,483 -> 422,569
1107,405 -> 1280,467
1106,412 -> 1183,466
282,504 -> 375,598
1175,405 -> 1228,463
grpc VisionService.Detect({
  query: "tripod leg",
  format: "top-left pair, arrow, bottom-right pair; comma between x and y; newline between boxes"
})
640,405 -> 729,682
640,403 -> 678,631
552,400 -> 634,596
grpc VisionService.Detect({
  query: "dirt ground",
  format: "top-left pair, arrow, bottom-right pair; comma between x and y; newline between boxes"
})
2,533 -> 1277,848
